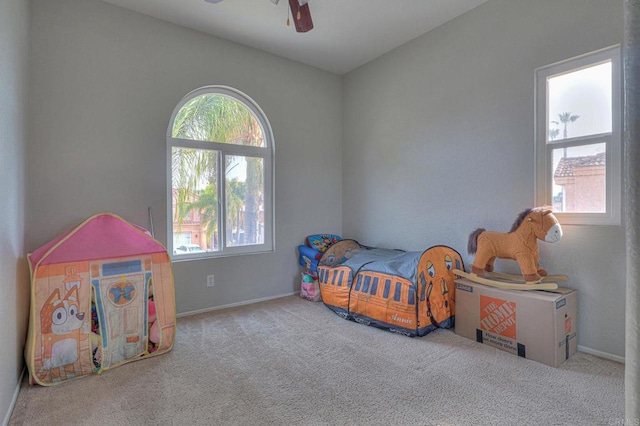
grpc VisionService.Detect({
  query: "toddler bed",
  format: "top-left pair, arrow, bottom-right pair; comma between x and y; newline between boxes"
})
317,240 -> 463,337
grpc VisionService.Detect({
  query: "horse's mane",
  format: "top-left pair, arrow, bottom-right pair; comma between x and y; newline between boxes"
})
509,208 -> 534,233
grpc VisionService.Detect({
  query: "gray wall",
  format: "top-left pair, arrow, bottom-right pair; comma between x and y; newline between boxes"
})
0,0 -> 30,422
624,0 -> 640,418
28,0 -> 343,314
343,0 -> 625,358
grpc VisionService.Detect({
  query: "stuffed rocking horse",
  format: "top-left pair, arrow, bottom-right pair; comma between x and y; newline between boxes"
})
454,207 -> 566,290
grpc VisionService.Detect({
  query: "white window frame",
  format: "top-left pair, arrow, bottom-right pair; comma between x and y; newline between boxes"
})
167,86 -> 275,260
534,45 -> 622,226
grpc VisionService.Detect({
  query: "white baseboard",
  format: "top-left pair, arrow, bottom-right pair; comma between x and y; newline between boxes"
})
176,291 -> 297,318
2,367 -> 25,426
578,345 -> 625,364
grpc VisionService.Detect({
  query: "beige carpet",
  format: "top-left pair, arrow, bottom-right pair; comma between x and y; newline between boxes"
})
9,296 -> 624,425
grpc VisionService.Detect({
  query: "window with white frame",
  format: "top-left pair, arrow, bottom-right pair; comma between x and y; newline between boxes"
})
535,46 -> 621,225
167,86 -> 274,259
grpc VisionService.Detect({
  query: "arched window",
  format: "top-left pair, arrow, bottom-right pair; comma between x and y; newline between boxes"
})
167,86 -> 274,259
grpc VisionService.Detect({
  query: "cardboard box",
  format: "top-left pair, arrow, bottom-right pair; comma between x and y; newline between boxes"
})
455,278 -> 577,367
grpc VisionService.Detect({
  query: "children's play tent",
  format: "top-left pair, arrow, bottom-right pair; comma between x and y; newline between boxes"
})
25,213 -> 176,386
317,240 -> 464,337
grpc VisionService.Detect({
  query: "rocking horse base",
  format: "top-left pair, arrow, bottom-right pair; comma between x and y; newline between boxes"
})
453,269 -> 560,291
484,271 -> 568,284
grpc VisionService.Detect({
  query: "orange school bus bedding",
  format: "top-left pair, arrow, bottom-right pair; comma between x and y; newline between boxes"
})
317,240 -> 463,337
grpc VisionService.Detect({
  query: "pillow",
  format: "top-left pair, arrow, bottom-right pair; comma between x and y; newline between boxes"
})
305,234 -> 342,253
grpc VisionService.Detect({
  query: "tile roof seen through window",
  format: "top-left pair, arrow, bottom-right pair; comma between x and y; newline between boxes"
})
554,152 -> 606,178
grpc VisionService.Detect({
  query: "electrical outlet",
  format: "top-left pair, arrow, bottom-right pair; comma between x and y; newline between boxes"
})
207,274 -> 215,287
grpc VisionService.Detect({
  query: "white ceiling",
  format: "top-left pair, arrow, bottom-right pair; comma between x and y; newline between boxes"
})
99,0 -> 488,75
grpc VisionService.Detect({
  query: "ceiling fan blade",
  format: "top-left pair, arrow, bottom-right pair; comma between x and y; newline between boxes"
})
288,0 -> 313,33
204,0 -> 224,3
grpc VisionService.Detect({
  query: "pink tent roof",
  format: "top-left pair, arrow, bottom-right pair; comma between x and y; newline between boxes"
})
29,213 -> 167,267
